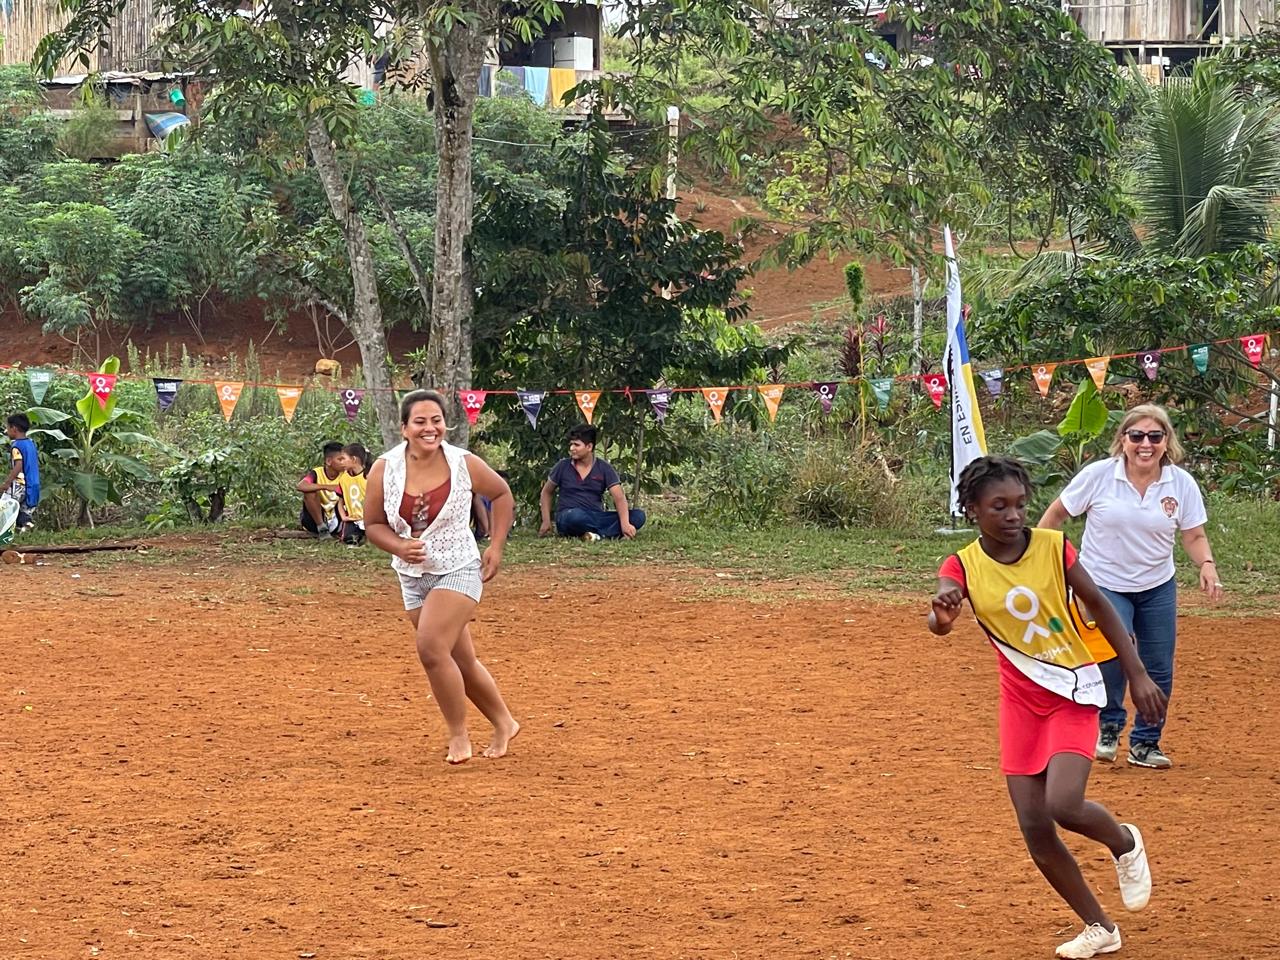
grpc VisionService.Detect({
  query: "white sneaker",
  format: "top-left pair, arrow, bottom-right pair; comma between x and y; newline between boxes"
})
1114,822 -> 1152,911
1056,923 -> 1122,958
580,532 -> 601,542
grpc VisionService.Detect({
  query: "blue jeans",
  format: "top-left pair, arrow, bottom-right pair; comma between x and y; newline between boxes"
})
1098,577 -> 1177,745
556,508 -> 646,539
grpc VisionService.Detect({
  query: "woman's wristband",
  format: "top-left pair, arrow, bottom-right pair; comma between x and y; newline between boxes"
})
1198,559 -> 1216,568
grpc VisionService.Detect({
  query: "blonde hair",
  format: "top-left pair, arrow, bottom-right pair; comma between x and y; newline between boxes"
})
1109,403 -> 1183,465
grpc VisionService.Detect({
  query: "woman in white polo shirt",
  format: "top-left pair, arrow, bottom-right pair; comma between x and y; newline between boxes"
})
1039,404 -> 1222,770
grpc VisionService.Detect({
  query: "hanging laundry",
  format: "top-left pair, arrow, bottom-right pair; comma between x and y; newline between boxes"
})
523,66 -> 549,106
478,64 -> 493,97
549,67 -> 577,107
497,66 -> 525,98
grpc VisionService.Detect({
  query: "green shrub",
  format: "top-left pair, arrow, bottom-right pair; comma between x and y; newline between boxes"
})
787,442 -> 920,528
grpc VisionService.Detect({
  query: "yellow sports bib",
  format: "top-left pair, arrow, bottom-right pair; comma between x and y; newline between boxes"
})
338,471 -> 367,522
957,528 -> 1111,706
313,465 -> 342,521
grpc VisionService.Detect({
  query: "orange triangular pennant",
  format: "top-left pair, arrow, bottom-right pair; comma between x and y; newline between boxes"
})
1032,363 -> 1057,398
215,381 -> 245,421
701,387 -> 727,423
757,384 -> 785,422
277,385 -> 303,422
575,390 -> 601,424
1084,357 -> 1109,391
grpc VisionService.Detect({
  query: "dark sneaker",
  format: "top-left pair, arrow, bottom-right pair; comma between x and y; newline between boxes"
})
1128,741 -> 1172,769
1096,723 -> 1122,763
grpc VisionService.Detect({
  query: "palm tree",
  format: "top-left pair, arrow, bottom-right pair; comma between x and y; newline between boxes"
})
974,56 -> 1280,299
1138,63 -> 1280,257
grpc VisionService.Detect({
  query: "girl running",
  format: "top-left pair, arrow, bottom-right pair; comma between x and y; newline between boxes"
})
364,390 -> 520,765
928,457 -> 1167,959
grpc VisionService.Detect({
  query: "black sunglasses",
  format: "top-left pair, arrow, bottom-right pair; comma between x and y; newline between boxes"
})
1125,429 -> 1166,444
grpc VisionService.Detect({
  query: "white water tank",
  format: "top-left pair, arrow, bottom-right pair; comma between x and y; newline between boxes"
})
553,36 -> 594,71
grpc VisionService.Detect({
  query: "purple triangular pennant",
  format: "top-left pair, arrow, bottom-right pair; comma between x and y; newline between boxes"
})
647,389 -> 672,422
517,390 -> 546,429
1138,349 -> 1161,381
340,387 -> 366,422
979,368 -> 1004,397
152,377 -> 182,411
812,381 -> 840,414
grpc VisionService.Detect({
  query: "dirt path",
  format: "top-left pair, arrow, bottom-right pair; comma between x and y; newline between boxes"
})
1,554 -> 1275,958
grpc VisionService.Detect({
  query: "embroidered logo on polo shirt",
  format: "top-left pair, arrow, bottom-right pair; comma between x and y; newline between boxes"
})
1161,496 -> 1178,518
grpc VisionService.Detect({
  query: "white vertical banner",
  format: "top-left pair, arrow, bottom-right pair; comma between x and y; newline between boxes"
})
943,226 -> 988,517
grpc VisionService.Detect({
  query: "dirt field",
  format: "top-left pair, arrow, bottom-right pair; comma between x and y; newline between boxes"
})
2,548 -> 1276,959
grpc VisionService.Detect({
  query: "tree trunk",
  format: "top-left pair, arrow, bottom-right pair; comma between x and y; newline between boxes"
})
305,116 -> 401,449
426,8 -> 493,448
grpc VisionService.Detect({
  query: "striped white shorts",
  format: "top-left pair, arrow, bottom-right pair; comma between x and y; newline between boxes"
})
397,560 -> 483,610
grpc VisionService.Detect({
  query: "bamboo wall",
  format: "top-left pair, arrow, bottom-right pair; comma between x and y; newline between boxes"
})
0,0 -> 169,74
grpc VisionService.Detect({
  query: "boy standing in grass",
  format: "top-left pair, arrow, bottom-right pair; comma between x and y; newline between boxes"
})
4,413 -> 40,532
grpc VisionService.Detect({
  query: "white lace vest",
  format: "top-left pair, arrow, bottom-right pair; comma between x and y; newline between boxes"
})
379,441 -> 481,577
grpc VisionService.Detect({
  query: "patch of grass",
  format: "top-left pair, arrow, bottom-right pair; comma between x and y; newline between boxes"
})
12,492 -> 1278,614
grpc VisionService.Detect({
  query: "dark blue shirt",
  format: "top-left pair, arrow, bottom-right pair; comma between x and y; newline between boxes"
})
549,457 -> 621,514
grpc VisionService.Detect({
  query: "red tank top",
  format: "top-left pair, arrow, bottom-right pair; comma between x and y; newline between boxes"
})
400,477 -> 451,536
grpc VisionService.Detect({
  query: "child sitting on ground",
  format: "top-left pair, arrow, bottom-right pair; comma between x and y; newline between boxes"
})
337,442 -> 369,546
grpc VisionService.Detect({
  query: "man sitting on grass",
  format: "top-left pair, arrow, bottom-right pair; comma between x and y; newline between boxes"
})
539,424 -> 644,541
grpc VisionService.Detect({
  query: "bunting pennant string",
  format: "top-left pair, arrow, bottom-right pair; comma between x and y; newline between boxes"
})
869,377 -> 893,410
459,389 -> 487,425
277,385 -> 303,423
813,381 -> 839,414
758,384 -> 785,422
3,327 -> 1277,429
979,368 -> 1004,397
153,377 -> 183,411
215,381 -> 244,421
701,387 -> 726,423
340,387 -> 365,422
1085,357 -> 1109,391
923,373 -> 947,410
1241,334 -> 1266,368
517,389 -> 546,428
27,368 -> 53,404
89,372 -> 117,410
1189,343 -> 1210,374
646,388 -> 671,422
1032,363 -> 1057,398
575,390 -> 601,424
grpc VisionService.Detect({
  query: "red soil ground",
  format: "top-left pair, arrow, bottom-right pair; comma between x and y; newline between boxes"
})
1,551 -> 1275,958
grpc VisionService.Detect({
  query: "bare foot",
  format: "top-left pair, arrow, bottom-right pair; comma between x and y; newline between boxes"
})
446,734 -> 473,765
482,721 -> 520,759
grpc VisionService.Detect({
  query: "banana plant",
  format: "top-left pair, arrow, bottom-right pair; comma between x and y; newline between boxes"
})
1009,379 -> 1121,493
26,356 -> 155,526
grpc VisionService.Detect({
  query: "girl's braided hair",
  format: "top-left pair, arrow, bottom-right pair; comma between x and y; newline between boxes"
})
956,456 -> 1033,515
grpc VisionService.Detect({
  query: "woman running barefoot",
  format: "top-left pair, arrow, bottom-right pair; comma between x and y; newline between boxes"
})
364,390 -> 520,764
929,457 -> 1167,959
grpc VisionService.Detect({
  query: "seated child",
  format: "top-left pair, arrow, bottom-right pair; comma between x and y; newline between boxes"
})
337,443 -> 369,546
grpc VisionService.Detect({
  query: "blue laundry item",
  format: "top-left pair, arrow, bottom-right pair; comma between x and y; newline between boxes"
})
496,66 -> 525,97
523,66 -> 549,106
478,64 -> 492,97
144,112 -> 190,138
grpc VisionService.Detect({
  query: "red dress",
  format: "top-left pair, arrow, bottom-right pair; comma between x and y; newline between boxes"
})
940,547 -> 1099,776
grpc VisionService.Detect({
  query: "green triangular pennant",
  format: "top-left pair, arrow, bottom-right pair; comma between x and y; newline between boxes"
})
869,377 -> 893,410
1189,343 -> 1210,374
26,368 -> 53,404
